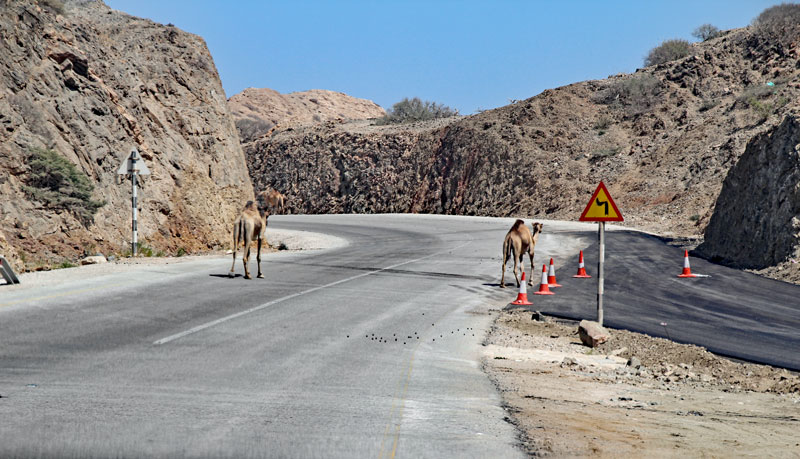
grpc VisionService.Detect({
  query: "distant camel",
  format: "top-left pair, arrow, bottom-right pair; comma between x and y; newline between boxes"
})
500,220 -> 543,288
229,192 -> 269,279
264,188 -> 286,214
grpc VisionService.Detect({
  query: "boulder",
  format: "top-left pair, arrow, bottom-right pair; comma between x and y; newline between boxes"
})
578,320 -> 610,347
80,255 -> 107,265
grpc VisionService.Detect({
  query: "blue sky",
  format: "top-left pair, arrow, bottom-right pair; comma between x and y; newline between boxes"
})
105,0 -> 781,114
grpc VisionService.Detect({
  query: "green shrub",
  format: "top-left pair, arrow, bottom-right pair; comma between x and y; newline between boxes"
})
752,3 -> 800,44
376,97 -> 458,125
55,260 -> 76,269
693,24 -> 721,41
644,39 -> 692,67
176,247 -> 187,257
22,148 -> 105,225
593,74 -> 662,115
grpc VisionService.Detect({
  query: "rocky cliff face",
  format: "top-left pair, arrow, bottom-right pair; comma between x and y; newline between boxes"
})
696,115 -> 800,277
228,88 -> 385,143
0,0 -> 253,271
247,26 -> 799,238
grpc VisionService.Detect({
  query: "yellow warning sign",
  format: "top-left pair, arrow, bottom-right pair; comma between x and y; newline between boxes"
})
580,181 -> 623,222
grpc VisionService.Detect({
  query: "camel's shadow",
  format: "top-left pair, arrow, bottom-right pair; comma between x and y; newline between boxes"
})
209,273 -> 243,279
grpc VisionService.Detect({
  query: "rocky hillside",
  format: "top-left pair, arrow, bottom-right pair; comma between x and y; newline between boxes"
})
228,88 -> 385,143
245,25 -> 799,268
697,115 -> 800,283
0,0 -> 253,271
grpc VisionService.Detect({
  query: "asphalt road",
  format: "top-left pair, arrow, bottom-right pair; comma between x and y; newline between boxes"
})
1,214 -> 798,458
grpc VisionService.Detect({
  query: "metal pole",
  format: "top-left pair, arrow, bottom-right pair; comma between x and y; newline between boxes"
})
131,170 -> 138,257
597,221 -> 605,326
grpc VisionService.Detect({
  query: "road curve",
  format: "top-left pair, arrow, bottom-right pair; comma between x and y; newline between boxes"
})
1,214 -> 798,458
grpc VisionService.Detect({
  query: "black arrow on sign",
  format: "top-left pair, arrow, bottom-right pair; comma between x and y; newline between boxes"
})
596,197 -> 609,215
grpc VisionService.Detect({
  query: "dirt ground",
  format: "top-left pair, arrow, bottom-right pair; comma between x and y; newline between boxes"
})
483,308 -> 800,457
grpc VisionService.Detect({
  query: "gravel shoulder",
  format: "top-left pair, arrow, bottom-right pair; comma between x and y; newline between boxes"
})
484,309 -> 800,457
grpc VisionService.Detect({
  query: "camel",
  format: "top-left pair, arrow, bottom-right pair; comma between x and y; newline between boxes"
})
264,188 -> 286,215
229,192 -> 270,279
500,220 -> 543,288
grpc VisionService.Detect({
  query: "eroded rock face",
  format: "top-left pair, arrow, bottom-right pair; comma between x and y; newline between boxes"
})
229,88 -> 385,143
0,1 -> 253,270
247,26 -> 800,243
696,116 -> 800,269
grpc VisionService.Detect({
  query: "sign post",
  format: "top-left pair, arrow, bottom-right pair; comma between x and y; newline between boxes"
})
117,148 -> 150,256
579,181 -> 623,326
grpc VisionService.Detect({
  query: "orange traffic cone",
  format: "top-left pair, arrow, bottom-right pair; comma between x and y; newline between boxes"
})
534,264 -> 554,295
547,258 -> 562,287
573,251 -> 591,278
510,271 -> 533,305
677,250 -> 697,278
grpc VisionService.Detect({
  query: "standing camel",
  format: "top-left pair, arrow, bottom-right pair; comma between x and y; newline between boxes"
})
500,220 -> 543,288
264,188 -> 286,215
229,192 -> 269,279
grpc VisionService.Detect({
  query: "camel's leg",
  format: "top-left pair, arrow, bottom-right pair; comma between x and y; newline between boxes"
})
528,249 -> 535,285
500,240 -> 508,288
242,230 -> 252,280
229,220 -> 240,277
256,236 -> 264,278
512,245 -> 520,288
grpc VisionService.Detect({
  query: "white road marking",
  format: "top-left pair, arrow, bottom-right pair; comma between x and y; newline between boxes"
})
154,241 -> 471,345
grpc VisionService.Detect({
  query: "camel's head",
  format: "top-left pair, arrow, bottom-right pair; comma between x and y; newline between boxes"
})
531,222 -> 543,236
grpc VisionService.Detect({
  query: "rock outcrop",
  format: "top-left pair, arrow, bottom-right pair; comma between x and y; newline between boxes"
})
696,115 -> 800,270
0,0 -> 253,271
229,88 -> 385,143
245,25 -> 799,256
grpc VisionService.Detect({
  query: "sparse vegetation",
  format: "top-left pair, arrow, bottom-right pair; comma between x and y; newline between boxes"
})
735,83 -> 789,122
123,242 -> 164,258
752,3 -> 800,45
593,74 -> 662,116
644,39 -> 692,67
592,146 -> 621,159
278,242 -> 289,251
699,98 -> 718,112
692,24 -> 721,41
39,0 -> 65,15
690,214 -> 700,222
375,97 -> 458,125
176,247 -> 187,257
235,118 -> 274,143
22,148 -> 105,226
55,260 -> 76,269
593,116 -> 612,134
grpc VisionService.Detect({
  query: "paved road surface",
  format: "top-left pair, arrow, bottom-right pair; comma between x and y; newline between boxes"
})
1,214 -> 799,458
532,229 -> 800,370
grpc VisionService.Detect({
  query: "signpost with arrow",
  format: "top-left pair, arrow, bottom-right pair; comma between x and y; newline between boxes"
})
117,148 -> 150,256
579,181 -> 623,326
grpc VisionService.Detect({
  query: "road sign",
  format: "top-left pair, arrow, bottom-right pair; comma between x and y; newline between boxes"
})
579,181 -> 623,222
117,147 -> 150,256
117,148 -> 150,176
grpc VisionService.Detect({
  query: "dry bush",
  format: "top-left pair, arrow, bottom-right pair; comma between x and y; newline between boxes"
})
593,74 -> 662,116
752,3 -> 800,45
693,24 -> 721,41
235,118 -> 274,143
644,39 -> 692,67
376,97 -> 458,125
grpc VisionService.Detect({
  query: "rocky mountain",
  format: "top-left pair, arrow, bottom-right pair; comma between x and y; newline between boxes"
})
228,88 -> 385,143
697,115 -> 800,284
0,0 -> 253,271
244,25 -> 799,281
